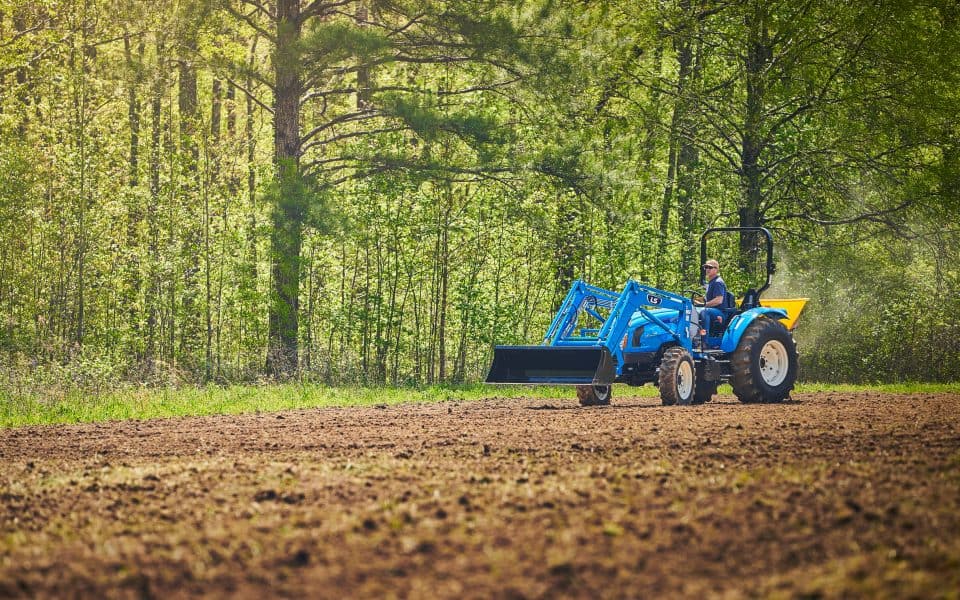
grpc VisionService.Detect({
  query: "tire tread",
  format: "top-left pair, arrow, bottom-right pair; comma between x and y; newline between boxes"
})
730,317 -> 798,404
658,347 -> 695,406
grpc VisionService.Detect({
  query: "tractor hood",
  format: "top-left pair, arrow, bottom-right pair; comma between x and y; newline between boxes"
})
628,307 -> 683,330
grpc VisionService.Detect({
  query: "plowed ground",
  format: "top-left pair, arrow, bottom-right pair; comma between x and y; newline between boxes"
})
2,391 -> 959,599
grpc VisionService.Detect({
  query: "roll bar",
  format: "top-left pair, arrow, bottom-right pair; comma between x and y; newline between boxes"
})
699,227 -> 775,297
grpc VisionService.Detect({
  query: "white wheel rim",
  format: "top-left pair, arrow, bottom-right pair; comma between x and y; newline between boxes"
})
677,361 -> 693,399
759,340 -> 789,386
595,386 -> 610,400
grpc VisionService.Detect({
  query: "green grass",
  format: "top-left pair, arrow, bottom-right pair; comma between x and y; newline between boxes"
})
1,381 -> 957,428
795,382 -> 960,394
0,383 -> 658,428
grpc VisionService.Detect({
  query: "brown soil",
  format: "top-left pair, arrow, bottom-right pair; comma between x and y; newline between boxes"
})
1,391 -> 959,599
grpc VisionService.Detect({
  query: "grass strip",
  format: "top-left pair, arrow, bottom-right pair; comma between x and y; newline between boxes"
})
1,382 -> 957,428
0,383 -> 659,428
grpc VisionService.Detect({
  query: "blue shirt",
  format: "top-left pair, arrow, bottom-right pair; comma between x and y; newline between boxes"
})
706,276 -> 727,306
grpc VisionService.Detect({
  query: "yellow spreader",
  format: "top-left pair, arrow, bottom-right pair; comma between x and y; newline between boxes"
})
758,298 -> 809,331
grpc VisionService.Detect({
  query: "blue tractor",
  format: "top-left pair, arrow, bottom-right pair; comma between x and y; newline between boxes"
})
485,228 -> 808,406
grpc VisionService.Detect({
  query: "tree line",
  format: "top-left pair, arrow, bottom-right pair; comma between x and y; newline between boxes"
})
1,0 -> 958,389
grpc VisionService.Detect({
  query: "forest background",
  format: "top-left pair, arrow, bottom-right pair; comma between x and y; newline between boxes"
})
1,0 -> 958,395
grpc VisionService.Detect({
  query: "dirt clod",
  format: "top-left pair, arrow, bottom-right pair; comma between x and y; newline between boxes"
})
253,490 -> 277,502
289,550 -> 310,567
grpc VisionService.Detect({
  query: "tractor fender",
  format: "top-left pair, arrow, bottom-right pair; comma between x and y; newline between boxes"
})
720,308 -> 789,353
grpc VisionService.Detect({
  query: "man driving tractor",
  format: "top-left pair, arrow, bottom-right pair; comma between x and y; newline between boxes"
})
701,258 -> 732,337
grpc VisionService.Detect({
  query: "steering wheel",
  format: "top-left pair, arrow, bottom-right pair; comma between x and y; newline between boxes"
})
683,289 -> 705,307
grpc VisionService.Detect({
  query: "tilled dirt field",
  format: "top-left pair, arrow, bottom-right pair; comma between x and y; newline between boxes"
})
1,391 -> 959,599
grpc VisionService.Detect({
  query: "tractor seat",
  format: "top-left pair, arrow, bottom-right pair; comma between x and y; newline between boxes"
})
707,290 -> 740,338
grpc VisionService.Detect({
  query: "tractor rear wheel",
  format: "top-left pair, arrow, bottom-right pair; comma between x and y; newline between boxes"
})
577,385 -> 611,406
658,347 -> 696,405
730,317 -> 798,403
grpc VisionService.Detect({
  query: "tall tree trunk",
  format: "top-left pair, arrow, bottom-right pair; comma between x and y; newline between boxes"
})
178,39 -> 201,365
739,1 -> 769,245
145,37 -> 165,375
653,0 -> 716,288
438,201 -> 449,382
657,0 -> 700,286
124,33 -> 145,362
240,37 -> 259,369
427,199 -> 442,383
640,17 -> 667,168
304,245 -> 316,373
70,14 -> 91,349
125,34 -> 144,187
676,19 -> 703,278
361,233 -> 371,379
656,120 -> 678,289
13,8 -> 30,137
0,12 -> 5,116
226,81 -> 237,138
553,194 -> 584,309
205,79 -> 223,380
266,0 -> 304,377
356,2 -> 372,108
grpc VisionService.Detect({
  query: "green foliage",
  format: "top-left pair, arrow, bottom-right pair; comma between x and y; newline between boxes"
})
788,230 -> 960,383
262,159 -> 340,234
0,134 -> 37,225
378,93 -> 507,149
533,141 -> 596,196
302,21 -> 392,64
448,12 -> 523,59
0,0 -> 958,391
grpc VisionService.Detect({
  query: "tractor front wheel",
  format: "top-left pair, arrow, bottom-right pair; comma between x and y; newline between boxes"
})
730,317 -> 798,403
658,347 -> 696,405
577,384 -> 611,406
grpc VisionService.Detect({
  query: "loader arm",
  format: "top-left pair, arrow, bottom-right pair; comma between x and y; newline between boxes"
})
486,279 -> 696,385
590,280 -> 693,368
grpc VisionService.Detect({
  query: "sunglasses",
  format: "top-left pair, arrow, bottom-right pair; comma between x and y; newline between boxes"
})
703,265 -> 717,270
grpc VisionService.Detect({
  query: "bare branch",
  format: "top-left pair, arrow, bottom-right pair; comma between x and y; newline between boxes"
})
301,88 -> 356,103
692,101 -> 744,170
304,156 -> 360,169
771,197 -> 916,226
238,0 -> 275,19
320,161 -> 517,188
0,32 -> 70,78
301,126 -> 407,154
697,137 -> 742,173
225,76 -> 274,114
0,23 -> 44,48
302,0 -> 355,21
300,110 -> 379,143
302,78 -> 520,105
222,3 -> 277,44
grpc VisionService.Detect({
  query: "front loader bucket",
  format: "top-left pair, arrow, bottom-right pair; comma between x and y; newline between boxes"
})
485,346 -> 616,385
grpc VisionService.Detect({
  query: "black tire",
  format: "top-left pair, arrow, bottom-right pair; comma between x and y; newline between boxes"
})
692,378 -> 717,405
577,385 -> 611,406
658,347 -> 696,406
730,317 -> 798,403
